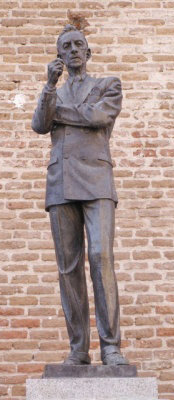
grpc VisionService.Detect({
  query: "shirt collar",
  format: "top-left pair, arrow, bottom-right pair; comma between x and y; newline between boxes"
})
68,73 -> 87,85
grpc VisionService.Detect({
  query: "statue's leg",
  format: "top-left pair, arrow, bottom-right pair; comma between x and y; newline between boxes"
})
49,203 -> 90,364
84,199 -> 127,364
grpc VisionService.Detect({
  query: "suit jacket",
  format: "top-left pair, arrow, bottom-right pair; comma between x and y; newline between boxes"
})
31,74 -> 122,211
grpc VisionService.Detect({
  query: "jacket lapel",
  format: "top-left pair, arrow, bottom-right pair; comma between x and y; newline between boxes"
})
75,75 -> 96,104
56,80 -> 73,105
57,74 -> 97,105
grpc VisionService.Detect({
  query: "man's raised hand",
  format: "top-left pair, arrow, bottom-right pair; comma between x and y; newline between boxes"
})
47,58 -> 64,88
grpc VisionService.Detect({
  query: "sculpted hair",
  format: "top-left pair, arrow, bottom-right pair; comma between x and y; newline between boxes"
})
57,24 -> 88,50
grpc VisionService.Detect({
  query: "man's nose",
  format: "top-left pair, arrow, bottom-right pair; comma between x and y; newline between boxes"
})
71,43 -> 78,53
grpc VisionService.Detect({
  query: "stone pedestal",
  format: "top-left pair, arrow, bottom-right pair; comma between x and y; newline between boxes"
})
26,364 -> 160,400
42,363 -> 137,378
26,376 -> 158,400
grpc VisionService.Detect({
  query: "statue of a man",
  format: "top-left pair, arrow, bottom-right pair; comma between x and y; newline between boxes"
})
32,24 -> 128,366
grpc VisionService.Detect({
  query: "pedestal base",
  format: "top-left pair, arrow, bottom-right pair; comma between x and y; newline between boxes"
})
26,377 -> 158,400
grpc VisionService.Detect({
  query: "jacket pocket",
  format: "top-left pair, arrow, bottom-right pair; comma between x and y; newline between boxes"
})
47,155 -> 58,169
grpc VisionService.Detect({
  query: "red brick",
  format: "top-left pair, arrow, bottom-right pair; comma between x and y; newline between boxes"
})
34,265 -> 57,273
122,55 -> 147,63
0,286 -> 22,296
136,339 -> 162,348
22,1 -> 49,7
157,28 -> 174,35
136,295 -> 163,304
126,350 -> 152,360
134,2 -> 161,8
121,239 -> 148,247
11,253 -> 39,261
0,386 -> 8,396
0,240 -> 25,249
19,211 -> 46,219
164,2 -> 174,7
0,330 -> 27,339
7,201 -> 33,209
158,384 -> 174,393
125,284 -> 148,292
17,363 -> 44,373
40,341 -> 69,351
156,305 -> 174,314
42,318 -> 59,328
156,284 -> 174,293
13,340 -> 38,350
122,73 -> 148,81
12,385 -> 26,396
134,273 -> 162,281
0,375 -> 26,384
114,251 -> 130,260
30,330 -> 59,340
157,328 -> 174,337
50,1 -> 76,7
164,252 -> 174,260
167,339 -> 174,348
0,342 -> 12,350
108,63 -> 133,72
123,180 -> 149,188
0,275 -> 8,283
0,307 -> 24,316
28,240 -> 54,250
166,295 -> 174,302
27,286 -> 54,295
34,352 -> 63,362
10,296 -> 38,306
11,318 -> 40,328
28,308 -> 56,316
0,319 -> 9,326
40,296 -> 59,306
154,262 -> 174,270
133,251 -> 160,260
135,316 -> 161,325
4,353 -> 32,362
118,37 -> 143,44
18,46 -> 44,54
160,371 -> 174,380
139,19 -> 165,26
11,275 -> 38,284
42,273 -> 58,283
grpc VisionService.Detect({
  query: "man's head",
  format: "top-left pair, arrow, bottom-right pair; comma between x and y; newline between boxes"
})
57,24 -> 91,70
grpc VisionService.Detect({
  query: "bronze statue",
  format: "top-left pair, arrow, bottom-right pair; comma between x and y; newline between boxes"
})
32,24 -> 128,366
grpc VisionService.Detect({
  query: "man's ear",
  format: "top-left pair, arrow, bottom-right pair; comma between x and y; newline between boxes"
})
86,48 -> 91,61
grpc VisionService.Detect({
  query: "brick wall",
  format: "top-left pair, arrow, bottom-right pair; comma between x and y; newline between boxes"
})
0,0 -> 174,398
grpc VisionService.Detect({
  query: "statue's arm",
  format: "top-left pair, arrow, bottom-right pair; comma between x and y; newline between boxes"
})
31,58 -> 64,134
54,77 -> 122,128
31,84 -> 57,134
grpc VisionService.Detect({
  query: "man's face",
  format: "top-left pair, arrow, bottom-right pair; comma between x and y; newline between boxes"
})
58,31 -> 89,69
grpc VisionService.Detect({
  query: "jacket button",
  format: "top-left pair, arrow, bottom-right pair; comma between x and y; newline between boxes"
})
64,155 -> 69,159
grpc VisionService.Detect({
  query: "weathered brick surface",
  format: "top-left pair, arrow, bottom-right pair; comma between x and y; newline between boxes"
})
0,0 -> 174,398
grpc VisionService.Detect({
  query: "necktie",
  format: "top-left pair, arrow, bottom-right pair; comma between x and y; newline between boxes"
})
72,76 -> 81,98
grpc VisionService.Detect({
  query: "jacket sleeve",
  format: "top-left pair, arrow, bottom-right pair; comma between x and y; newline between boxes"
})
31,84 -> 57,134
54,77 -> 122,128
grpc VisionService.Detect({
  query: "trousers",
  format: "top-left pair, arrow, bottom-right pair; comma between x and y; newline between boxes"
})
49,199 -> 121,361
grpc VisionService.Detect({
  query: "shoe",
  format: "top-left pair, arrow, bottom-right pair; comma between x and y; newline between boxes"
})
63,352 -> 91,366
102,351 -> 129,366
